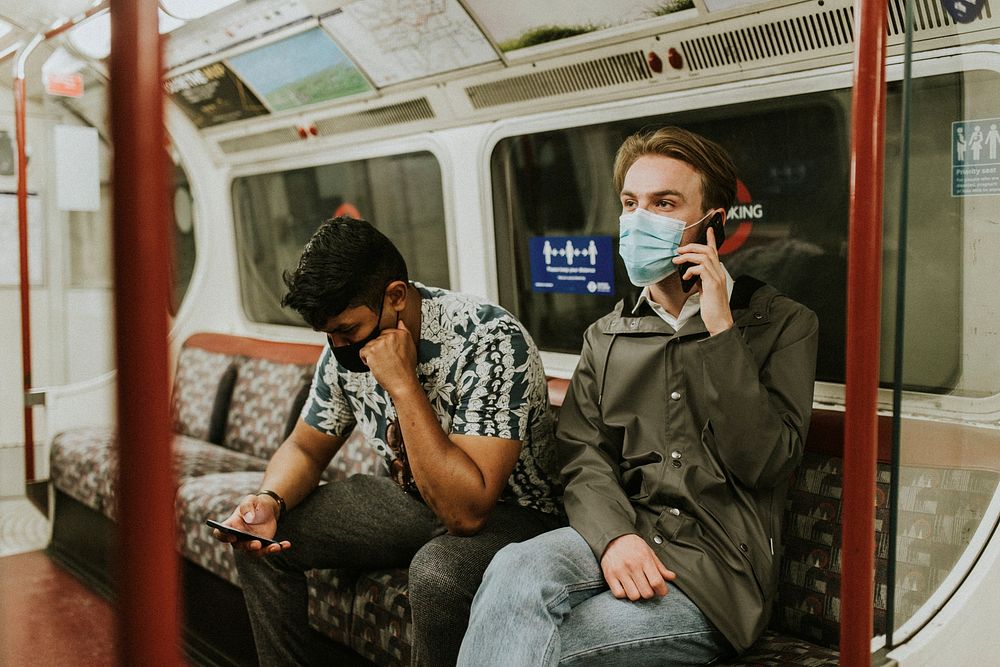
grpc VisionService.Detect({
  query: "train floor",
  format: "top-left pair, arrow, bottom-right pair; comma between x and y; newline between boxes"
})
0,495 -> 120,666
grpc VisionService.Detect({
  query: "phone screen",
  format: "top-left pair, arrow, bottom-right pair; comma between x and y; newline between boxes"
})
680,212 -> 726,293
206,519 -> 278,546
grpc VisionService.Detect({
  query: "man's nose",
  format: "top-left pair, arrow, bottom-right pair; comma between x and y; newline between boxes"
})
328,334 -> 351,348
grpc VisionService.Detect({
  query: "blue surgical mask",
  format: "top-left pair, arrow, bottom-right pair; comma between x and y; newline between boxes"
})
618,208 -> 710,286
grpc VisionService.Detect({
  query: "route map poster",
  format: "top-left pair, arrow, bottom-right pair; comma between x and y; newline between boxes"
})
321,0 -> 497,87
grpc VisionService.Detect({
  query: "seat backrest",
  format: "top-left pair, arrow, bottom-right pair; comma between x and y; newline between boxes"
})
218,336 -> 322,461
171,337 -> 240,443
772,448 -> 892,647
773,409 -> 1000,648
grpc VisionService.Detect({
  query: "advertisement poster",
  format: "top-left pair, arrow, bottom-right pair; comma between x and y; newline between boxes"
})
166,61 -> 269,128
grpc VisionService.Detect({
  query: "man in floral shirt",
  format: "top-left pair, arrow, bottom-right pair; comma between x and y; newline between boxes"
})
213,217 -> 562,666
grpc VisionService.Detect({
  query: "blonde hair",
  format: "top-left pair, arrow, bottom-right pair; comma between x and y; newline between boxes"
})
612,126 -> 737,212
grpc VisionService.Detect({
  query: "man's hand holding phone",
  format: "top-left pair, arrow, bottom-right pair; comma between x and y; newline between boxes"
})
674,216 -> 733,336
209,493 -> 291,555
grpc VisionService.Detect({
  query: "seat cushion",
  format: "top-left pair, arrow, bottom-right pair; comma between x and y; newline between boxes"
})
773,452 -> 892,647
322,429 -> 387,482
173,436 -> 268,481
51,426 -> 117,517
174,471 -> 266,585
349,568 -> 412,666
307,568 -> 363,648
717,629 -> 840,666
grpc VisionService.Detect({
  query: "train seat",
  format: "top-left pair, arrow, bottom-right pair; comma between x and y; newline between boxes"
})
719,412 -> 999,665
47,333 -> 999,666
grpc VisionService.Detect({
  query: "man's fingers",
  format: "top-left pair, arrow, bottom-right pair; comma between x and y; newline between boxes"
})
656,558 -> 677,581
620,575 -> 642,602
212,529 -> 236,544
236,495 -> 259,525
642,562 -> 669,597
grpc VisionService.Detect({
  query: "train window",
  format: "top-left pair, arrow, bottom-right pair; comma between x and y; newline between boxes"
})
492,71 -> 995,395
172,161 -> 197,313
231,151 -> 449,327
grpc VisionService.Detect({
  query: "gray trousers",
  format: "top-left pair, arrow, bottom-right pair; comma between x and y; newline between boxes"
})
233,474 -> 562,667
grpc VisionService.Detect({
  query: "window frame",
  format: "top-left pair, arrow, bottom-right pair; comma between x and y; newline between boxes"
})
227,134 -> 458,341
479,45 -> 1000,426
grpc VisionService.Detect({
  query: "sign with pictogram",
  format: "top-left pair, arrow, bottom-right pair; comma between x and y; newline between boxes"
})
529,235 -> 614,295
952,118 -> 1000,196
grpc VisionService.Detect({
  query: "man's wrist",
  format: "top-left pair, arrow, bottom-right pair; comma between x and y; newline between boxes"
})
386,375 -> 424,401
257,489 -> 286,519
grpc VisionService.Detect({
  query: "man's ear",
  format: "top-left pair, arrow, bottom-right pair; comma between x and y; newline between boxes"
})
715,207 -> 728,226
386,280 -> 408,311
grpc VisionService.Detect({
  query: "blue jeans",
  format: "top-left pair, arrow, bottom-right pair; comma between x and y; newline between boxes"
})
457,527 -> 731,666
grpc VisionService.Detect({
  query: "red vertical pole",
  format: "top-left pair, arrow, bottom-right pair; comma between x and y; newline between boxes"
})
109,1 -> 181,664
14,73 -> 34,484
841,0 -> 887,664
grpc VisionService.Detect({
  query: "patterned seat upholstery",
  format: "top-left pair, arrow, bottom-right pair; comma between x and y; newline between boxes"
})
725,452 -> 999,666
175,471 -> 266,585
51,428 -> 269,521
51,426 -> 117,516
307,568 -> 364,647
349,569 -> 412,665
53,333 -> 999,667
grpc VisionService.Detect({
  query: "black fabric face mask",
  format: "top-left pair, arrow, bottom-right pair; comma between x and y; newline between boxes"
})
329,296 -> 386,373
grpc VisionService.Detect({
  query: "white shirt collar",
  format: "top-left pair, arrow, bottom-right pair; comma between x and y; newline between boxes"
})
632,266 -> 735,331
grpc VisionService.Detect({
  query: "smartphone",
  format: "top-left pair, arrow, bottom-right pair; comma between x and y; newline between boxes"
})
680,211 -> 726,293
205,519 -> 278,546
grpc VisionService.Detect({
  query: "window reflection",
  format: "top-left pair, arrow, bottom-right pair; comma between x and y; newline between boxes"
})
231,151 -> 449,327
490,72 -> 995,394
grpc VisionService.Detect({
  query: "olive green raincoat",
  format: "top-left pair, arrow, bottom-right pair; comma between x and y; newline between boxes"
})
557,277 -> 819,653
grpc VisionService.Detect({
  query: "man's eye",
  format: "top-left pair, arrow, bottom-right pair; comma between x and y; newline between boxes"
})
622,200 -> 636,209
656,200 -> 672,208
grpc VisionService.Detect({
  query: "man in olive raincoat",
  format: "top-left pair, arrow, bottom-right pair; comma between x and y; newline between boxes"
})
458,126 -> 818,666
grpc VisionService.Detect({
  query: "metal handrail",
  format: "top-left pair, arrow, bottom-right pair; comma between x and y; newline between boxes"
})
13,31 -> 43,485
841,0 -> 888,664
12,0 -> 110,490
109,0 -> 180,663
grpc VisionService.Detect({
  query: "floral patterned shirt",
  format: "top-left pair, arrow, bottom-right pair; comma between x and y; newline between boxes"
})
301,283 -> 562,516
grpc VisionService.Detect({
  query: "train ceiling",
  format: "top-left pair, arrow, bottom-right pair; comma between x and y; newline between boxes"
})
2,0 -> 999,163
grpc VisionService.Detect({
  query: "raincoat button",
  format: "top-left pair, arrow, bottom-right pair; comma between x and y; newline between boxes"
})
671,460 -> 682,468
629,320 -> 638,328
671,450 -> 682,459
753,312 -> 763,320
670,391 -> 681,400
653,534 -> 663,545
669,508 -> 680,516
739,543 -> 749,553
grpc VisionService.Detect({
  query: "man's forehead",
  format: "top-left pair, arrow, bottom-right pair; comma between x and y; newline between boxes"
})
622,155 -> 702,196
321,304 -> 370,332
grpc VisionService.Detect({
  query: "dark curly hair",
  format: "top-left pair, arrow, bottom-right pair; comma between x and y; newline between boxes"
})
281,217 -> 408,330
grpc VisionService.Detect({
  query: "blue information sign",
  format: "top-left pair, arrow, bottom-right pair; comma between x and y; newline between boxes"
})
529,236 -> 615,295
952,118 -> 1000,196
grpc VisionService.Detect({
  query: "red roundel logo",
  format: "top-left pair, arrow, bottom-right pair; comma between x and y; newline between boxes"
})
720,180 -> 760,256
333,202 -> 363,220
